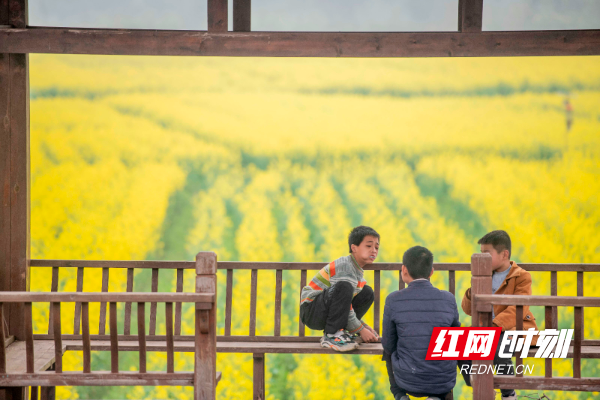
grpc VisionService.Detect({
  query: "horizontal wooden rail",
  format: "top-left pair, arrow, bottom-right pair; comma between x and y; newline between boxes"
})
0,372 -> 197,386
474,294 -> 600,310
494,376 -> 600,391
0,292 -> 215,303
30,259 -> 600,272
1,28 -> 600,57
30,260 -> 194,269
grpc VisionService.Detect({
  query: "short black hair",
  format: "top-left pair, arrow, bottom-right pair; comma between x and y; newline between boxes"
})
348,226 -> 380,253
402,246 -> 433,279
478,230 -> 511,258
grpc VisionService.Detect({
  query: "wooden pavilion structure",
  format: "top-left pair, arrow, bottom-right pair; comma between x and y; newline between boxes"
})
1,0 -> 600,399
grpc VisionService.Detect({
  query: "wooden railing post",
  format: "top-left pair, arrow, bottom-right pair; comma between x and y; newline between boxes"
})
195,252 -> 217,400
470,253 -> 494,399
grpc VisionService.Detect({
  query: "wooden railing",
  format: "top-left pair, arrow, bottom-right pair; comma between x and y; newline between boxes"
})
27,257 -> 600,399
0,292 -> 215,392
3,252 -> 220,400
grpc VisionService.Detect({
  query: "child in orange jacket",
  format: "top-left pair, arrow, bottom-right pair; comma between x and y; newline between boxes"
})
462,230 -> 538,400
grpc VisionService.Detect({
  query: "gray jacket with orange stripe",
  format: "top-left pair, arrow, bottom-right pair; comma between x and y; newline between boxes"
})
300,254 -> 367,333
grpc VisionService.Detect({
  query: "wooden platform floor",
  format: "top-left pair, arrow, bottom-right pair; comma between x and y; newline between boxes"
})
5,340 -> 66,373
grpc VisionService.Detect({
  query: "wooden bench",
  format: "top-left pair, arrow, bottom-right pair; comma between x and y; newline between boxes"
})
28,255 -> 600,399
1,253 -> 220,400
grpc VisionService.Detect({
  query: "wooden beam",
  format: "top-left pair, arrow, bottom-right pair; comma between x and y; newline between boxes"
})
233,0 -> 250,32
0,372 -> 196,387
29,259 -> 600,272
208,0 -> 227,33
458,0 -> 483,33
474,295 -> 600,309
1,28 -> 600,57
0,292 -> 215,303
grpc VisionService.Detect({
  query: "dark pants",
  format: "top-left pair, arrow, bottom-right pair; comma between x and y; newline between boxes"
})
383,351 -> 454,399
300,281 -> 374,334
460,332 -> 515,397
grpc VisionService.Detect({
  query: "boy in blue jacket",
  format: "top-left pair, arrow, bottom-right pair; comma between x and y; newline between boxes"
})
382,246 -> 460,400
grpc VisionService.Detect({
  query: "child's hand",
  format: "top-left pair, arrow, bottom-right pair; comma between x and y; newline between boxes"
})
359,325 -> 379,343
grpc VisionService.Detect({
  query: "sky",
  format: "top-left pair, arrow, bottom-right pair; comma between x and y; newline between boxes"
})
29,0 -> 600,32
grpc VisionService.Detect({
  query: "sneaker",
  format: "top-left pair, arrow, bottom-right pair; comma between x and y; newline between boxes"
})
501,391 -> 517,400
320,332 -> 358,352
395,395 -> 409,400
425,397 -> 441,400
344,331 -> 363,344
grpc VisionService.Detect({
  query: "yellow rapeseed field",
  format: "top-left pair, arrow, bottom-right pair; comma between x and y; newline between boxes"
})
30,54 -> 600,400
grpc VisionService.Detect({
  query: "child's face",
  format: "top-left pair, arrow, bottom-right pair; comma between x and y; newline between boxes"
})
480,244 -> 509,271
351,235 -> 379,266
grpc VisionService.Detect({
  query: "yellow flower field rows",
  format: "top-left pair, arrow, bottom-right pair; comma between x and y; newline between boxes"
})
28,54 -> 600,400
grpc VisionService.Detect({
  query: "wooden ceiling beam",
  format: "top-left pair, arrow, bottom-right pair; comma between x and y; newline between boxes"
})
0,27 -> 599,57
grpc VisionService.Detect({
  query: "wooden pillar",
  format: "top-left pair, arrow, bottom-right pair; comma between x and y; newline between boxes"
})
1,0 -> 29,347
458,0 -> 483,32
253,353 -> 265,400
470,253 -> 494,399
195,252 -> 217,400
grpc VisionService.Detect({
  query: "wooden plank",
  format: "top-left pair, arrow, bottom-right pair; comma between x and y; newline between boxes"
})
52,302 -> 62,372
175,268 -> 183,336
494,376 -> 600,391
56,338 -> 600,357
398,270 -> 405,290
577,271 -> 584,342
545,306 -> 552,378
551,271 -> 558,330
474,295 -> 600,309
515,305 -> 523,377
0,372 -> 196,387
0,292 -> 215,303
0,49 -> 10,345
99,267 -> 109,335
224,269 -> 233,336
8,49 -> 29,342
249,269 -> 257,336
29,259 -> 600,273
109,302 -> 118,373
195,252 -> 217,400
274,270 -> 282,336
458,0 -> 483,33
73,267 -> 84,335
253,353 -> 265,400
123,267 -> 134,335
47,266 -> 58,335
0,302 -> 5,373
5,340 -> 63,373
165,302 -> 174,373
448,270 -> 455,295
373,270 -> 380,334
30,386 -> 38,400
299,270 -> 306,337
30,260 -> 195,269
233,0 -> 250,32
24,302 -> 33,373
8,0 -> 27,28
149,268 -> 158,335
3,29 -> 600,58
574,306 -> 582,378
82,302 -> 90,373
137,302 -> 146,373
208,0 -> 228,33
